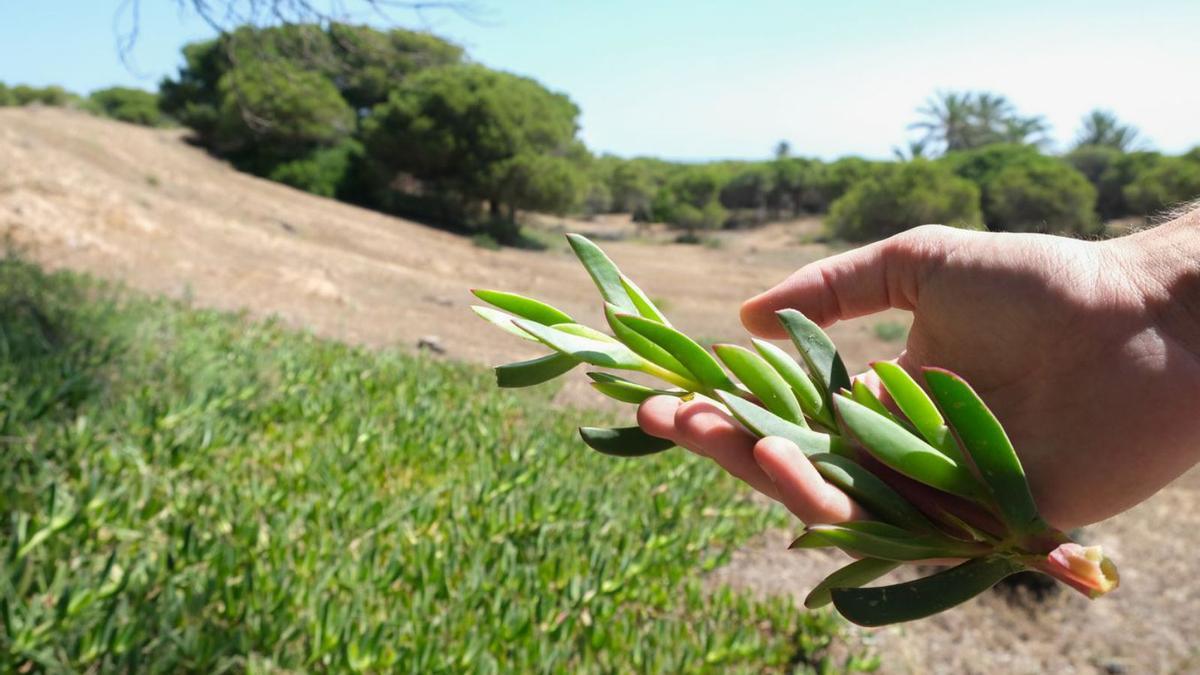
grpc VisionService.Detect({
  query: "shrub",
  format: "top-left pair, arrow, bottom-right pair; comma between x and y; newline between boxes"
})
828,160 -> 981,241
984,157 -> 1098,234
1065,145 -> 1124,220
1123,157 -> 1200,216
944,146 -> 1097,233
815,157 -> 883,211
942,143 -> 1042,187
0,83 -> 11,106
267,140 -> 363,198
9,84 -> 78,107
651,167 -> 728,231
87,86 -> 165,127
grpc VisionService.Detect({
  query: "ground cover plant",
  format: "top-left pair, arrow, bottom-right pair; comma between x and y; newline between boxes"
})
0,254 -> 879,672
473,235 -> 1120,627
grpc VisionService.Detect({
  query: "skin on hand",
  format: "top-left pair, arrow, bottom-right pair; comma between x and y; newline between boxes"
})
639,207 -> 1200,531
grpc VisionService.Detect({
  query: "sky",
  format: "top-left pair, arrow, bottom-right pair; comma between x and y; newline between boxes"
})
2,0 -> 1198,161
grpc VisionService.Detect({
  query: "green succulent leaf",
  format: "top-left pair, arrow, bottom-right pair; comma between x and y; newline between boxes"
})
751,338 -> 832,428
471,289 -> 574,325
832,556 -> 1025,627
715,390 -> 850,457
791,521 -> 987,561
514,319 -> 647,370
495,353 -> 580,388
619,274 -> 671,325
804,558 -> 901,609
835,394 -> 984,501
615,313 -> 735,391
871,361 -> 961,461
550,322 -> 618,342
566,234 -> 638,313
713,343 -> 806,426
604,303 -> 694,382
587,372 -> 684,404
776,309 -> 851,401
850,380 -> 910,430
471,305 -> 538,341
579,425 -> 675,456
808,453 -> 938,533
924,368 -> 1046,536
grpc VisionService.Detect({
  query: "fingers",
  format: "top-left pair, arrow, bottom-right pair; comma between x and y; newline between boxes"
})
638,396 -> 866,524
753,437 -> 869,524
638,396 -> 778,499
740,225 -> 959,338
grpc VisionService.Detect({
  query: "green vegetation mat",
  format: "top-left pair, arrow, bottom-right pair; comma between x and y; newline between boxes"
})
0,256 -> 875,673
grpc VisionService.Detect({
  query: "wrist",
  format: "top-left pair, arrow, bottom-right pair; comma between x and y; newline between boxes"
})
1110,204 -> 1200,358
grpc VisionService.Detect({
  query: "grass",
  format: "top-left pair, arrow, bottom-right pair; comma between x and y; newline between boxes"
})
0,256 -> 876,673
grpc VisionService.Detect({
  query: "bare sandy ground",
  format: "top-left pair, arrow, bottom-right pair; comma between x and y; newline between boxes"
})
2,107 -> 1197,673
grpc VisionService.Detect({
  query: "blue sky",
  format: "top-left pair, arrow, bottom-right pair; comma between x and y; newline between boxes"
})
2,1 -> 1197,160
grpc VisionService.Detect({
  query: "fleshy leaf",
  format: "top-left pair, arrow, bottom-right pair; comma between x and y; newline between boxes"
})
620,274 -> 671,325
604,303 -> 694,382
924,368 -> 1045,535
776,309 -> 851,400
550,323 -> 617,342
579,426 -> 675,456
471,305 -> 538,341
791,521 -> 987,561
832,556 -> 1024,626
713,344 -> 806,426
834,394 -> 984,501
615,314 -> 735,391
872,361 -> 962,462
495,353 -> 580,388
566,234 -> 637,313
587,372 -> 684,405
752,338 -> 832,428
808,453 -> 938,533
715,390 -> 850,457
851,380 -> 910,431
471,289 -> 574,325
804,558 -> 900,609
514,319 -> 648,370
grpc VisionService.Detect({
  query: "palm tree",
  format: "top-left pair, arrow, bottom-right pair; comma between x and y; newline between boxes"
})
1003,115 -> 1051,147
910,91 -> 977,152
892,139 -> 930,161
1074,110 -> 1140,151
969,92 -> 1015,146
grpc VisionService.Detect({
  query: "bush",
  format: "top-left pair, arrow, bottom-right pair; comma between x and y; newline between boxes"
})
984,157 -> 1098,234
87,86 -> 165,127
828,160 -> 981,241
9,84 -> 78,107
944,146 -> 1097,233
942,143 -> 1042,187
815,157 -> 883,210
1123,157 -> 1200,215
267,140 -> 363,198
1065,145 -> 1123,220
651,167 -> 728,231
0,83 -> 12,106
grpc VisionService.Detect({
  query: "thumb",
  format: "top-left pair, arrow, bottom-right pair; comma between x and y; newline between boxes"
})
740,225 -> 958,338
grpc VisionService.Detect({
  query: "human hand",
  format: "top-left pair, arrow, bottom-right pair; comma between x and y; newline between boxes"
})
639,209 -> 1200,530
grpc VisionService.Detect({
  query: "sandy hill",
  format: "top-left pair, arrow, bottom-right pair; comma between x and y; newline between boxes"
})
0,106 -> 888,372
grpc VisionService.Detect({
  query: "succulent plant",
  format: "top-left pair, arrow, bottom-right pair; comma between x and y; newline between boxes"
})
471,234 -> 1118,626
